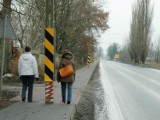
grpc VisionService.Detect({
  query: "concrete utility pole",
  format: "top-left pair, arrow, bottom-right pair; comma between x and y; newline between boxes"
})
0,0 -> 12,97
44,0 -> 55,104
0,16 -> 17,97
45,0 -> 54,27
0,17 -> 7,97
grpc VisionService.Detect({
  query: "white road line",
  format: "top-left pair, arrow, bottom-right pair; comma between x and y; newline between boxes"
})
100,62 -> 124,120
148,79 -> 160,86
111,62 -> 160,87
113,66 -> 160,100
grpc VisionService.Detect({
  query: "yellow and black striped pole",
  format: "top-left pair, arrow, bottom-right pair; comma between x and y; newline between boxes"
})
44,28 -> 55,104
87,53 -> 91,65
92,55 -> 94,64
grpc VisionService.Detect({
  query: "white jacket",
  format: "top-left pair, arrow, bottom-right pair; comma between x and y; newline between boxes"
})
18,52 -> 39,78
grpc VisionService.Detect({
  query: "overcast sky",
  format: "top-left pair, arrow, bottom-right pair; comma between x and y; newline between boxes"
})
98,0 -> 160,54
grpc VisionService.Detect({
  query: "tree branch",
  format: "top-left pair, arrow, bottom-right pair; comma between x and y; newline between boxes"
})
0,2 -> 25,15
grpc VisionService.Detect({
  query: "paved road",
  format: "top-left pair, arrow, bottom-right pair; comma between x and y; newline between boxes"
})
101,60 -> 160,120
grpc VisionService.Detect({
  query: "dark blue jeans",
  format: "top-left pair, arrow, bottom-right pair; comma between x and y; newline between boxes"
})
61,82 -> 73,102
21,75 -> 34,102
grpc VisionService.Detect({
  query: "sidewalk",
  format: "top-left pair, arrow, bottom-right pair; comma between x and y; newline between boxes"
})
0,62 -> 98,120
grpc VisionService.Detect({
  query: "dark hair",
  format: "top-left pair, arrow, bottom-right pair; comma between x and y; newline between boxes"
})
25,46 -> 31,52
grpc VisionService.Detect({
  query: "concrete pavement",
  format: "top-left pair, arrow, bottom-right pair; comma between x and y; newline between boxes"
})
0,62 -> 98,120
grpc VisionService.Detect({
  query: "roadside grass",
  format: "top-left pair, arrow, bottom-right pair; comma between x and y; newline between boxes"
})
143,62 -> 160,70
129,61 -> 160,70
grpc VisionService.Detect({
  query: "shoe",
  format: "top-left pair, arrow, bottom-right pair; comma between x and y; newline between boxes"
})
62,100 -> 65,103
22,97 -> 25,102
67,101 -> 71,104
28,100 -> 32,102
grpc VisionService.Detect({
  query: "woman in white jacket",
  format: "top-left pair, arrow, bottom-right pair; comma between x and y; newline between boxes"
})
18,46 -> 39,102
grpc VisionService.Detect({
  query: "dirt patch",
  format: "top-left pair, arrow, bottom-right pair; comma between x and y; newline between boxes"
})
0,95 -> 16,111
74,89 -> 95,120
0,88 -> 20,111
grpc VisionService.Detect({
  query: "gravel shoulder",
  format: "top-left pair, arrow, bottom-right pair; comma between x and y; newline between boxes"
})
74,65 -> 109,120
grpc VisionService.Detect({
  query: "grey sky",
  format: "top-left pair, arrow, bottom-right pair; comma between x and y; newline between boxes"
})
98,0 -> 160,53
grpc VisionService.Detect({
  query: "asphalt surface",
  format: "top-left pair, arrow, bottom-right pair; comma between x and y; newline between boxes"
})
0,62 -> 98,120
101,60 -> 160,120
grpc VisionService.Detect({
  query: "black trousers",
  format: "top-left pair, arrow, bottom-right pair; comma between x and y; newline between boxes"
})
21,75 -> 34,102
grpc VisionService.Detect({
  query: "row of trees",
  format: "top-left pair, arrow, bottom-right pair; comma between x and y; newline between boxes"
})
53,0 -> 109,64
149,39 -> 160,63
107,0 -> 154,64
128,0 -> 153,64
0,0 -> 109,73
107,43 -> 119,60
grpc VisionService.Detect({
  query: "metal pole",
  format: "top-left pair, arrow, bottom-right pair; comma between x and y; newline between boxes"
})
44,0 -> 54,104
53,0 -> 56,86
0,16 -> 7,97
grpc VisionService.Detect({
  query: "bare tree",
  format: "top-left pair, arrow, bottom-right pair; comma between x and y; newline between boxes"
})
154,38 -> 160,63
53,0 -> 109,64
129,0 -> 153,63
1,0 -> 108,67
11,0 -> 45,53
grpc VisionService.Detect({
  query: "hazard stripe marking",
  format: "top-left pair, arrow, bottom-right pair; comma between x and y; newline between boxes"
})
45,29 -> 54,45
45,65 -> 53,80
45,56 -> 54,72
45,39 -> 54,54
44,74 -> 52,82
44,28 -> 54,103
45,48 -> 53,63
